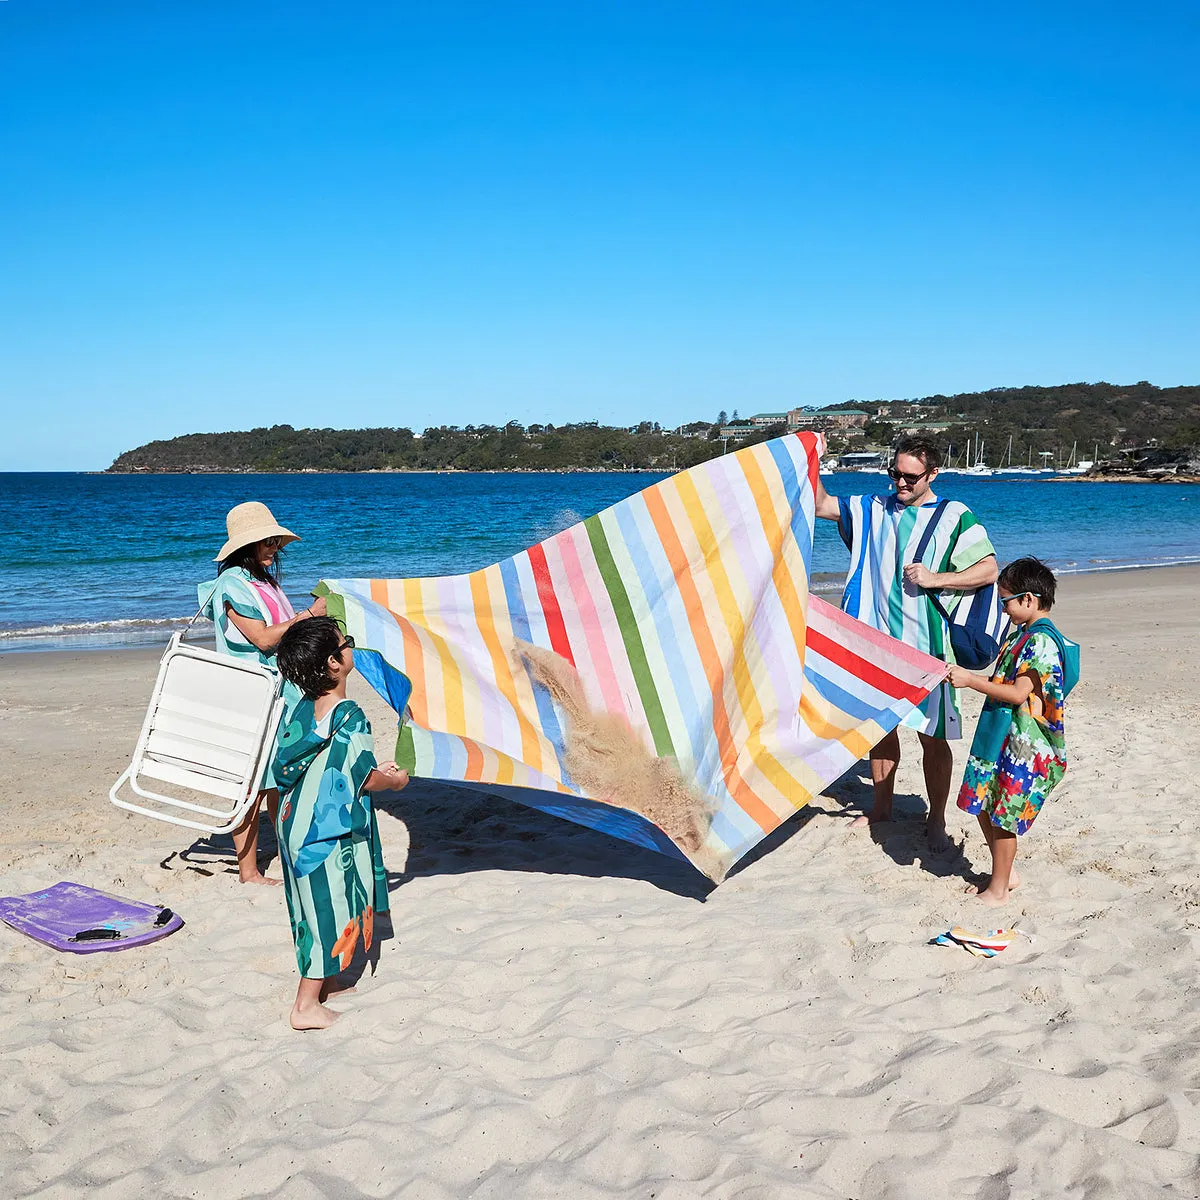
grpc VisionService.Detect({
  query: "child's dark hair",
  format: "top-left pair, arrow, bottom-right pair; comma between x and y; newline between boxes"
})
998,556 -> 1057,609
276,616 -> 345,698
893,434 -> 944,472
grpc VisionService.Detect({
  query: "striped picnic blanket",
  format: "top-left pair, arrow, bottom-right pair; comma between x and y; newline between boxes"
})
320,432 -> 946,880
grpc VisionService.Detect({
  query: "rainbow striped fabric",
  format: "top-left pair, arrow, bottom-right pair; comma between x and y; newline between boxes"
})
320,432 -> 947,879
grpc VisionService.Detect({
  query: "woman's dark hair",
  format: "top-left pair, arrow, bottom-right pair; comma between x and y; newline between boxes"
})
998,556 -> 1057,609
276,616 -> 346,698
219,540 -> 284,586
892,434 -> 944,472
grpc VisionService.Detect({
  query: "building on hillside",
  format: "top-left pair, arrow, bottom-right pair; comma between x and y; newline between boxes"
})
897,419 -> 952,435
787,406 -> 869,431
787,410 -> 824,430
710,407 -> 872,439
820,407 -> 870,429
718,422 -> 755,440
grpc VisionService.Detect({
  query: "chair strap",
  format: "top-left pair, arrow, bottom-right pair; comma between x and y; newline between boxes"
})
181,585 -> 221,643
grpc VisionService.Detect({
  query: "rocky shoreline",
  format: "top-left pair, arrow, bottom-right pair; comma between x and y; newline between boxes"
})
1053,471 -> 1200,484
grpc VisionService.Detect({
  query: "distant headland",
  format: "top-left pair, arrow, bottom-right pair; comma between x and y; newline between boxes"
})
106,381 -> 1200,478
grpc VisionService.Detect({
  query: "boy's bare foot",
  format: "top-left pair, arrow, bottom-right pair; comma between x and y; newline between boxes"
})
975,886 -> 1010,907
849,811 -> 891,830
290,1002 -> 340,1030
965,867 -> 1020,896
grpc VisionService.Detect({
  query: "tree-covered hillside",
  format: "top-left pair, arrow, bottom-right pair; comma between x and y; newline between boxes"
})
106,420 -> 741,473
106,381 -> 1200,473
862,381 -> 1200,465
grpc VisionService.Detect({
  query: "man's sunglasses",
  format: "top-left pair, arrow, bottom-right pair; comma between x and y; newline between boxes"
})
887,467 -> 932,486
335,635 -> 356,653
1000,592 -> 1040,608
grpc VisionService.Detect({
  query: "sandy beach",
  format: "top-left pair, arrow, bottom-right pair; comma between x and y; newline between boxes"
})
2,565 -> 1198,1198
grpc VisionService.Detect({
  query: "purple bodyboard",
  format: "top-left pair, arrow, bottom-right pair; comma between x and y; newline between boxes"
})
0,881 -> 183,953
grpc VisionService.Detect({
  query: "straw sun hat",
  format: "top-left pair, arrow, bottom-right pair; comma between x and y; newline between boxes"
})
214,501 -> 300,562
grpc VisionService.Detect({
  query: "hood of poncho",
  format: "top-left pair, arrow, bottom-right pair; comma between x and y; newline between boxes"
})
274,698 -> 356,786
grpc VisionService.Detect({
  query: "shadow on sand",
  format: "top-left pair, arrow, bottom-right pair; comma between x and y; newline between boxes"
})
163,781 -> 714,901
166,764 -> 990,911
373,779 -> 715,902
160,813 -> 281,881
818,765 -> 981,885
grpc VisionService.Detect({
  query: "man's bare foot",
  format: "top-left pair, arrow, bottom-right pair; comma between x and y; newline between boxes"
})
239,871 -> 282,887
926,824 -> 953,854
975,886 -> 1010,907
849,811 -> 891,830
290,1002 -> 340,1030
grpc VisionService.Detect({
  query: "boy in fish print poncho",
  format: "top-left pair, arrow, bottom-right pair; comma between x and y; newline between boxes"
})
949,558 -> 1079,908
273,617 -> 409,1031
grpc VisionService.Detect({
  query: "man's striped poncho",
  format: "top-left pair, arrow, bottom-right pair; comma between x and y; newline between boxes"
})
836,493 -> 999,739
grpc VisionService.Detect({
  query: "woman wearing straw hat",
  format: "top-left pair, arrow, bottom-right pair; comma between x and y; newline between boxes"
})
198,501 -> 326,886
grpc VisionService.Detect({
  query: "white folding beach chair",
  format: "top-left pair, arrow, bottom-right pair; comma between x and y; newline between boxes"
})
110,631 -> 285,834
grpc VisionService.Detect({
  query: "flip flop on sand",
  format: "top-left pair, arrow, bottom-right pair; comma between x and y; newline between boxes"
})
932,929 -> 997,957
930,926 -> 1032,957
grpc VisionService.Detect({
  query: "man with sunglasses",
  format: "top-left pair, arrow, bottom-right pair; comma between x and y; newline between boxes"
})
813,434 -> 998,851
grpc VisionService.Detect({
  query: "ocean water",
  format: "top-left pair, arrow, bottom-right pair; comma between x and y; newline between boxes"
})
2,469 -> 1198,652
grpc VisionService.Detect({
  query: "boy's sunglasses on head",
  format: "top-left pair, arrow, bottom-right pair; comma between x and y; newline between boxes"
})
1000,592 -> 1040,607
887,467 -> 931,485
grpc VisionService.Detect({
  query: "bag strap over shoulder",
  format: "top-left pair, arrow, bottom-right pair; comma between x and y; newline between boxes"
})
1006,619 -> 1079,696
912,499 -> 951,566
911,499 -> 952,623
1015,619 -> 1062,659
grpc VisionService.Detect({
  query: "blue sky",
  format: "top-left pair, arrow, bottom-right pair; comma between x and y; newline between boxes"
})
2,2 -> 1198,470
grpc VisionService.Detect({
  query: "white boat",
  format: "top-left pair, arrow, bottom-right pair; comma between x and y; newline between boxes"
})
988,444 -> 1056,475
995,442 -> 1054,476
1056,441 -> 1098,476
942,434 -> 993,476
1057,442 -> 1083,475
963,435 -> 993,476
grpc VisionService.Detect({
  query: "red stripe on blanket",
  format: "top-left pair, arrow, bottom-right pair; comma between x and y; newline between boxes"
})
526,543 -> 575,666
805,626 -> 938,705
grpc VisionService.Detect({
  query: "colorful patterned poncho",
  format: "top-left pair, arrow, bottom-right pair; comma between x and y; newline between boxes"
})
957,625 -> 1068,836
272,698 -> 390,979
319,433 -> 948,882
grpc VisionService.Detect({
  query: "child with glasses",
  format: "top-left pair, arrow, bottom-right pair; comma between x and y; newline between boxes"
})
948,558 -> 1075,905
271,616 -> 409,1030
